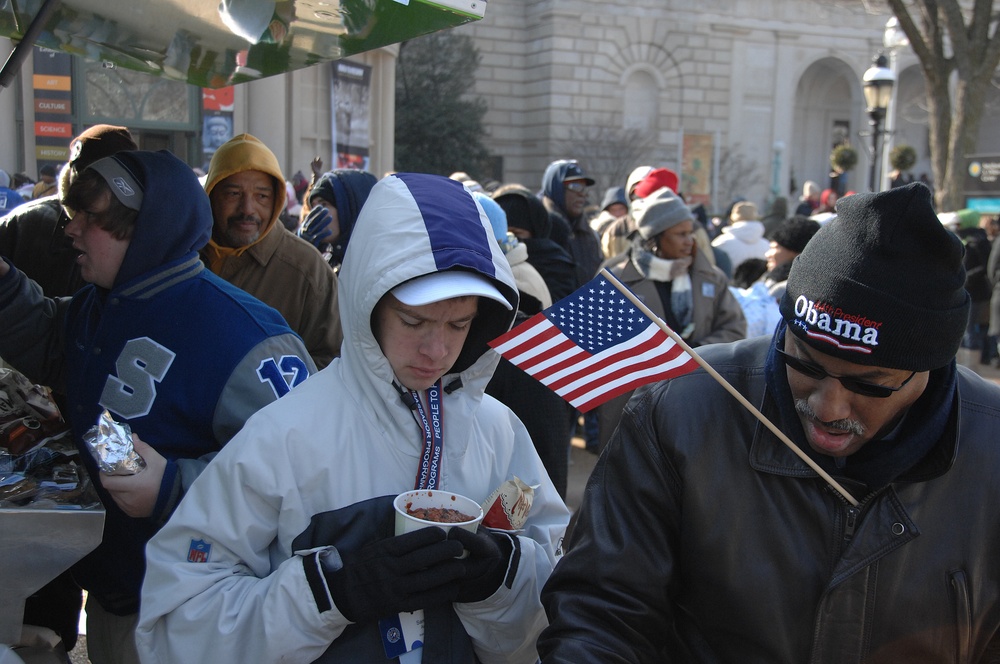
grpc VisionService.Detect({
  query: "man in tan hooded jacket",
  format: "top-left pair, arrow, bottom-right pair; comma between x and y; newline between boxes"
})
203,133 -> 343,368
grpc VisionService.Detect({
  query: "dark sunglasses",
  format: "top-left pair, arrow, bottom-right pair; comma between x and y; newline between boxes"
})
775,348 -> 916,398
564,181 -> 589,193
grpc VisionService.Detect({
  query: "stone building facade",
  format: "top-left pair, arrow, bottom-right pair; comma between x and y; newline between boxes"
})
452,0 -> 998,211
1,0 -> 997,215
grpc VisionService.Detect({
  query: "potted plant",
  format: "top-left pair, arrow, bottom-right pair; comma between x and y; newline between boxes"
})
890,144 -> 917,172
889,144 -> 917,188
827,144 -> 858,195
830,144 -> 858,174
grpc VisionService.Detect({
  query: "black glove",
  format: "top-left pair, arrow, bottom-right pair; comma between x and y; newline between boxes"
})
448,526 -> 517,603
298,205 -> 335,248
322,526 -> 465,623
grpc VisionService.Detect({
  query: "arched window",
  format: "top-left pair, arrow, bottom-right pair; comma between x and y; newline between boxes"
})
623,69 -> 658,133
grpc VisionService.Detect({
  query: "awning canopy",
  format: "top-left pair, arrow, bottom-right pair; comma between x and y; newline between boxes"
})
0,0 -> 485,88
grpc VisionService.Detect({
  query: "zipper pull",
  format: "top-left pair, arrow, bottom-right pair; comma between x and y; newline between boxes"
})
844,506 -> 860,541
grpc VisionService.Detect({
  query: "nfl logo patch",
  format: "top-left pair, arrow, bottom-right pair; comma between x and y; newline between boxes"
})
187,539 -> 211,563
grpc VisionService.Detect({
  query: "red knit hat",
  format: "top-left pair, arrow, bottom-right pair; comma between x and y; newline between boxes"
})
633,168 -> 679,199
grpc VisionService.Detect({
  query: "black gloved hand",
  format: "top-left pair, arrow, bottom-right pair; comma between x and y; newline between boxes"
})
323,526 -> 465,623
298,205 -> 335,248
448,526 -> 517,603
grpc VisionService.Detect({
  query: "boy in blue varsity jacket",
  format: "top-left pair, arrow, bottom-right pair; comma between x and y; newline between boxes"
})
0,150 -> 315,663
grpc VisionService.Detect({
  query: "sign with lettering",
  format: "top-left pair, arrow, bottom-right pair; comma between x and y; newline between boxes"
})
34,98 -> 71,114
34,122 -> 73,138
965,154 -> 1000,213
32,48 -> 74,174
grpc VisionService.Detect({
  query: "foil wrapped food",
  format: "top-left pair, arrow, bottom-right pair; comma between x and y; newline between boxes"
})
83,410 -> 146,475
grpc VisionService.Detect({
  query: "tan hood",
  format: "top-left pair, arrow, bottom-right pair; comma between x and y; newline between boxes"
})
203,133 -> 285,268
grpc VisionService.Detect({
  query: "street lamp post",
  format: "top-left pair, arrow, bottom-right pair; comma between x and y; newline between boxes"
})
863,53 -> 895,192
770,141 -> 784,202
881,17 -> 910,190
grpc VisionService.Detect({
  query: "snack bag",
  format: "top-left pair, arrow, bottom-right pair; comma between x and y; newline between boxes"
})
0,367 -> 69,455
481,476 -> 535,530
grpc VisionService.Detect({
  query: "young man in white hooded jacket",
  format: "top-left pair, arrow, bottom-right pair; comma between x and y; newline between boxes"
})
136,173 -> 570,663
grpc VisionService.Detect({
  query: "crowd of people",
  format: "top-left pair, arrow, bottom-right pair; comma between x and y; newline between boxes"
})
3,128 -> 1000,663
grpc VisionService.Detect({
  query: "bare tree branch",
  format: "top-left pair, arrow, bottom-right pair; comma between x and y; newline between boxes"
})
884,0 -> 1000,209
558,119 -> 655,194
716,144 -> 765,210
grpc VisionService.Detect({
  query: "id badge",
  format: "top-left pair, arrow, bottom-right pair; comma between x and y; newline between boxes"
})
701,282 -> 716,298
379,610 -> 424,660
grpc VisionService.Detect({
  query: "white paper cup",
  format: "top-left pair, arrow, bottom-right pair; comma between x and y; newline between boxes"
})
393,490 -> 484,536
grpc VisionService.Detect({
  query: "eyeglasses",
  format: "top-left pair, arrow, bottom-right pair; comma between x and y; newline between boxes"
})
775,348 -> 916,398
564,181 -> 589,194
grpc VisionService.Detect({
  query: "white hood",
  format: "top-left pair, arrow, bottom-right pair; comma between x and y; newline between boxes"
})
337,173 -> 519,424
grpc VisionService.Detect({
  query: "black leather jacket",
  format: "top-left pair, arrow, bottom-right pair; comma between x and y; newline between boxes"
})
540,336 -> 1000,663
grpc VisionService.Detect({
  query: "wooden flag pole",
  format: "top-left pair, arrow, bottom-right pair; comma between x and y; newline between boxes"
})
600,268 -> 858,506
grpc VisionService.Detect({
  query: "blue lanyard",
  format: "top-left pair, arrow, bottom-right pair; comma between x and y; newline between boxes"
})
411,380 -> 443,490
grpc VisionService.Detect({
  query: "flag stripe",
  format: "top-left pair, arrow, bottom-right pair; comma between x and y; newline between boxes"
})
490,312 -> 548,349
571,361 -> 698,411
563,352 -> 700,408
541,325 -> 670,387
516,338 -> 583,374
491,316 -> 590,373
551,335 -> 691,394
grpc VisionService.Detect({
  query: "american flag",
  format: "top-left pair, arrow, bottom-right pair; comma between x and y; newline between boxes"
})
489,273 -> 700,412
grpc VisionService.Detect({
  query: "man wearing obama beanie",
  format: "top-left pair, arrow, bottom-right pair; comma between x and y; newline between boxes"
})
540,181 -> 1000,662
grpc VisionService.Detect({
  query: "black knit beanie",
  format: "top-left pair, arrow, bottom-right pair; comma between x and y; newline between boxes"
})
778,182 -> 969,371
770,217 -> 820,254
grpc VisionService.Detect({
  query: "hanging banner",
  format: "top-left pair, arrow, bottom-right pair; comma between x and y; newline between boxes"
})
202,87 -> 235,168
682,133 -> 713,207
330,60 -> 371,170
32,48 -> 74,167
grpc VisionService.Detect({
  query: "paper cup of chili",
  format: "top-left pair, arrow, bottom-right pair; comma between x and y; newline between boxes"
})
394,490 -> 484,536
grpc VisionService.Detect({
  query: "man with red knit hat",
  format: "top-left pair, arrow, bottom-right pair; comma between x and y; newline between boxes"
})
632,167 -> 680,200
600,166 -> 692,263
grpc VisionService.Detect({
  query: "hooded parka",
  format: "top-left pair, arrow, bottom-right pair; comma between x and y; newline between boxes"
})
137,173 -> 569,663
